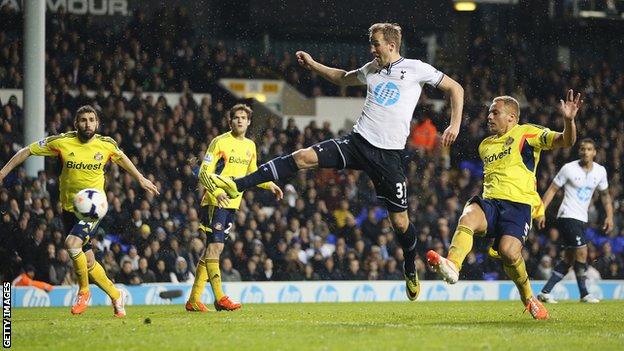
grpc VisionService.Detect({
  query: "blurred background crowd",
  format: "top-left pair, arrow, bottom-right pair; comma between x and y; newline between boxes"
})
1,3 -> 623,287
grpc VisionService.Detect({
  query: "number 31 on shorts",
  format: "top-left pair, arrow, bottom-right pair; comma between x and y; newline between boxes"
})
395,181 -> 407,199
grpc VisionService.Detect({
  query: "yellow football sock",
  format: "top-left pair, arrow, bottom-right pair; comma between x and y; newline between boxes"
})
447,225 -> 474,270
503,257 -> 533,304
88,261 -> 120,300
70,251 -> 90,293
189,259 -> 208,303
206,259 -> 224,301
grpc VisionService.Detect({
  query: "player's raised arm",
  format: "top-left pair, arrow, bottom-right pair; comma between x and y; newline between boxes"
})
437,75 -> 465,147
296,51 -> 364,86
0,147 -> 32,184
537,182 -> 561,229
552,89 -> 582,149
114,152 -> 160,196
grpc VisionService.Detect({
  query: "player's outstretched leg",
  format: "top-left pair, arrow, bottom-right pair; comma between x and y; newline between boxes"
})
206,154 -> 301,197
426,224 -> 474,284
428,203 -> 483,284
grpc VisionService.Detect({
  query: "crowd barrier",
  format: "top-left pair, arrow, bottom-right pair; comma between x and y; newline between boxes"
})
11,280 -> 624,307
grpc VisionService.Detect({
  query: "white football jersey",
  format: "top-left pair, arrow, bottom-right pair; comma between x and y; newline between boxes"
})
355,58 -> 444,150
553,160 -> 608,222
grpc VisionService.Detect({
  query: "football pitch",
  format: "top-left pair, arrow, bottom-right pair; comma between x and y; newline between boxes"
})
11,301 -> 624,350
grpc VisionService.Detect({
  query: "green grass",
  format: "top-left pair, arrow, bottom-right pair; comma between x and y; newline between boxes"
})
11,301 -> 624,351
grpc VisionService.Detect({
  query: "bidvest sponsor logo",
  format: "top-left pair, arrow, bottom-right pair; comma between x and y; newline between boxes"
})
23,288 -> 51,307
462,284 -> 485,300
483,147 -> 512,165
66,160 -> 103,170
278,285 -> 302,303
240,286 -> 264,303
426,284 -> 450,301
228,156 -> 251,165
353,284 -> 376,302
389,284 -> 406,301
315,285 -> 339,302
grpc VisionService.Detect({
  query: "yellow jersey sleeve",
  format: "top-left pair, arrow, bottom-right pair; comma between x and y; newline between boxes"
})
96,135 -> 124,163
525,124 -> 558,150
199,136 -> 222,180
29,134 -> 64,157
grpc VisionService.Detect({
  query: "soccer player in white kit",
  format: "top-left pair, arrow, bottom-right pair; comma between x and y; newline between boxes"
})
537,138 -> 614,303
206,23 -> 464,300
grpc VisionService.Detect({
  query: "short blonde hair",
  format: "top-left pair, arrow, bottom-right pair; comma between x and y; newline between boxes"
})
369,23 -> 402,49
229,103 -> 252,120
493,96 -> 520,119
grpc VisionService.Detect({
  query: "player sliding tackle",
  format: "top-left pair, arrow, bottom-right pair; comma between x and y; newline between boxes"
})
207,23 -> 464,301
427,90 -> 582,320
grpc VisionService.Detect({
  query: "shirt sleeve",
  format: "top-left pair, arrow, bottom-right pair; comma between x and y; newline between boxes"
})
552,165 -> 567,187
597,167 -> 609,191
416,61 -> 444,87
525,124 -> 557,150
356,60 -> 378,84
28,136 -> 59,157
198,137 -> 221,179
100,136 -> 124,163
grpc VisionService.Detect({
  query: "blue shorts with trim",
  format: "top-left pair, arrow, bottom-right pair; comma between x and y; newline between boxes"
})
312,132 -> 407,212
556,217 -> 588,248
467,196 -> 531,250
62,210 -> 100,252
199,206 -> 236,243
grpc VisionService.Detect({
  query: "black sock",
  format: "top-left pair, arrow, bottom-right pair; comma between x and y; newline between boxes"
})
541,260 -> 570,294
235,155 -> 299,191
398,223 -> 417,275
574,261 -> 589,297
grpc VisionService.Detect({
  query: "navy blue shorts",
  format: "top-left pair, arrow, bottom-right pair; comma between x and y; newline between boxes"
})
557,217 -> 588,248
199,206 -> 236,243
467,196 -> 531,250
62,210 -> 100,252
312,132 -> 407,212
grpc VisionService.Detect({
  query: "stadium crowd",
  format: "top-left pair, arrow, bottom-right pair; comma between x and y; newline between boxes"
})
1,5 -> 623,287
